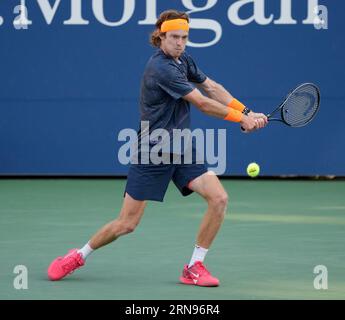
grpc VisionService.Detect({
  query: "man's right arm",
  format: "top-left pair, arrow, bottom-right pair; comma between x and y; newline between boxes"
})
183,88 -> 257,132
196,78 -> 267,130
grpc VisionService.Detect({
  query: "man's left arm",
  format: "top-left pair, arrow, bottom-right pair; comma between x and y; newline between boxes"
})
196,78 -> 268,128
196,77 -> 233,105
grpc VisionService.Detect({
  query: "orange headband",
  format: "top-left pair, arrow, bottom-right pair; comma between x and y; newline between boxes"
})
160,19 -> 189,32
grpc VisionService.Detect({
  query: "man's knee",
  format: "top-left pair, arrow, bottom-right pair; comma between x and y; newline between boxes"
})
117,207 -> 145,235
122,221 -> 138,234
208,192 -> 228,214
115,218 -> 139,235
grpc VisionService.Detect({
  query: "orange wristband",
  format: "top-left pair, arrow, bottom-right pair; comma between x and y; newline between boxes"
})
224,108 -> 243,122
227,98 -> 245,112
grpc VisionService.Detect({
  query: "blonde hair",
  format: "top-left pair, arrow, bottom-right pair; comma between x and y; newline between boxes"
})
150,10 -> 189,47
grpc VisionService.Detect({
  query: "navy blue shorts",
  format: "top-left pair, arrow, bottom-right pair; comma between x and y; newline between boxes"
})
124,153 -> 207,202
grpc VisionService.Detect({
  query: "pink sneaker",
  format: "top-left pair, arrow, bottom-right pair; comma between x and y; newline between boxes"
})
180,261 -> 220,287
47,249 -> 85,281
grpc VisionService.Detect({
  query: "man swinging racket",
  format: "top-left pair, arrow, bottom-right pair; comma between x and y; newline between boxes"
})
47,9 -> 267,287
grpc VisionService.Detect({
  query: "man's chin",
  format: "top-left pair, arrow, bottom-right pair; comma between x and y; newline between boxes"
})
175,50 -> 184,57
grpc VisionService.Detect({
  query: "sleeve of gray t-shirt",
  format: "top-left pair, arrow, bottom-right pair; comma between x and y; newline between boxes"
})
185,54 -> 207,84
157,63 -> 196,100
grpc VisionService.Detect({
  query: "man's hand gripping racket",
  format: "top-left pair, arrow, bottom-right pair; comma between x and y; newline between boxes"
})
241,83 -> 321,132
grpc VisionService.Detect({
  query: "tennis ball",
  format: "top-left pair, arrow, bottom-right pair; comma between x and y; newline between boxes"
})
247,162 -> 260,178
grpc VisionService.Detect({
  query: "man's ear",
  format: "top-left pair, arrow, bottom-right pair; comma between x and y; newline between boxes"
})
159,33 -> 166,41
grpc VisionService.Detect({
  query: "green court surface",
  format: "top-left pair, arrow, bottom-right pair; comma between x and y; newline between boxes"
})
0,179 -> 344,300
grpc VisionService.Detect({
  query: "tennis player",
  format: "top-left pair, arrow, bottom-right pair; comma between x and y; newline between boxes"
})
47,9 -> 267,287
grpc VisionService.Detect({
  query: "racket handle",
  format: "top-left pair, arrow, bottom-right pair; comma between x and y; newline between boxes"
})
241,114 -> 271,132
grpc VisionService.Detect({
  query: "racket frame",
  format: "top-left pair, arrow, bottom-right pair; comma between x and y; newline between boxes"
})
267,82 -> 321,127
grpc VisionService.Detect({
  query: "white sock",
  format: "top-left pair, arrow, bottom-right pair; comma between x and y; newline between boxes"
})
78,242 -> 94,260
188,245 -> 209,268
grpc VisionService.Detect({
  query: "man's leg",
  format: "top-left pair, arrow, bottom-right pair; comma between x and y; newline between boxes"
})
188,171 -> 228,249
89,193 -> 146,249
179,171 -> 227,287
47,193 -> 146,280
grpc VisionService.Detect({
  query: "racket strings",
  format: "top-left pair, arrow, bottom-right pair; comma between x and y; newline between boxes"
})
282,84 -> 319,127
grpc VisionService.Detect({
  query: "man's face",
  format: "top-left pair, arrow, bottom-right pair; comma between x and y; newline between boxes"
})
160,30 -> 188,59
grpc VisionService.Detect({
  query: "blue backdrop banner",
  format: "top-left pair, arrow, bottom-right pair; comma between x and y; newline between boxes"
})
0,1 -> 344,176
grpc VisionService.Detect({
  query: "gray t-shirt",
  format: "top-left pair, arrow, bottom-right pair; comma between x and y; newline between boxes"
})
138,49 -> 207,155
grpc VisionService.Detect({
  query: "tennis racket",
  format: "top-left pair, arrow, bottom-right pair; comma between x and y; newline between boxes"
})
242,83 -> 320,131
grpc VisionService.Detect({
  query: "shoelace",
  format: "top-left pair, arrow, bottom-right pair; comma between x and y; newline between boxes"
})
194,263 -> 210,275
61,254 -> 83,274
193,262 -> 210,276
